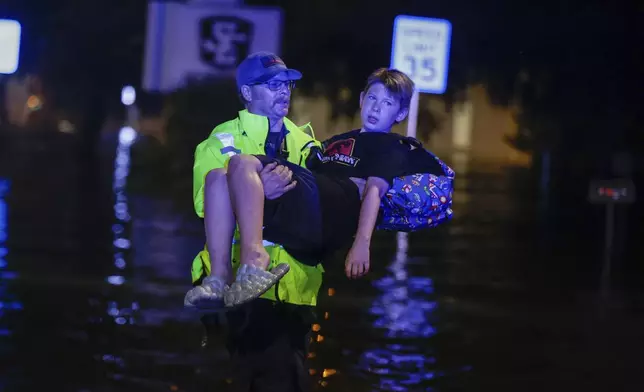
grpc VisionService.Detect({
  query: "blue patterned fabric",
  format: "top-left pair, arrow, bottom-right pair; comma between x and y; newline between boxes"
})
377,152 -> 455,232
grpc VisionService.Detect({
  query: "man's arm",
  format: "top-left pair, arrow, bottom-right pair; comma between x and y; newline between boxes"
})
261,162 -> 297,200
296,122 -> 322,166
345,176 -> 390,278
300,138 -> 323,168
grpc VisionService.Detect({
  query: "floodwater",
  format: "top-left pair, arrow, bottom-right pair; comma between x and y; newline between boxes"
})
0,130 -> 643,392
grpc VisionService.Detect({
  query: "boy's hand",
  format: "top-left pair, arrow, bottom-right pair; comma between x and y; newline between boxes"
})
345,240 -> 370,279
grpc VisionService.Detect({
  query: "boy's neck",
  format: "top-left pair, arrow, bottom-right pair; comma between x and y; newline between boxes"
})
359,127 -> 391,133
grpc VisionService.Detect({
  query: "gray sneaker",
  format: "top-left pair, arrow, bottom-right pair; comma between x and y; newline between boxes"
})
224,263 -> 290,308
184,275 -> 229,311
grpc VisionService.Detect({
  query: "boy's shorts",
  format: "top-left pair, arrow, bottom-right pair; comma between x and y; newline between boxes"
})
255,155 -> 360,266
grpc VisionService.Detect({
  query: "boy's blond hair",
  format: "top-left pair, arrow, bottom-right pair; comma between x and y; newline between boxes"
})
363,68 -> 415,109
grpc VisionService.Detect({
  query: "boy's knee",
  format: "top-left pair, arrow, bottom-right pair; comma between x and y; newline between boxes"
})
228,154 -> 261,174
205,168 -> 227,186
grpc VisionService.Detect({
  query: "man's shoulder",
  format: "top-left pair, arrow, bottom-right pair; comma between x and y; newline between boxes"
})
296,121 -> 315,138
283,118 -> 322,152
284,117 -> 315,138
197,117 -> 243,150
210,117 -> 243,138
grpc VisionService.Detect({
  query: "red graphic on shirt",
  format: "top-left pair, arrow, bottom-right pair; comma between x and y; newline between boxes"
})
322,138 -> 360,166
325,138 -> 356,156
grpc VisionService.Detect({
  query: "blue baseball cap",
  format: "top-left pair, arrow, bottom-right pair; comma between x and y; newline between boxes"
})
236,51 -> 302,91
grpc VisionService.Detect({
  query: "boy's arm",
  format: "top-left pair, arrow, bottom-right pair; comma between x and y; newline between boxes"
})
354,176 -> 390,244
345,176 -> 390,278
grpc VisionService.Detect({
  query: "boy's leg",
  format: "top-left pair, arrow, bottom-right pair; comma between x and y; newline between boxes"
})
224,155 -> 291,308
186,154 -> 293,310
205,168 -> 235,283
185,168 -> 236,309
226,154 -> 271,269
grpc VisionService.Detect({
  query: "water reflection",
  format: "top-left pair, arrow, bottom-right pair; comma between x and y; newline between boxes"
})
0,179 -> 21,339
93,128 -> 206,390
358,233 -> 442,391
0,179 -> 9,392
107,126 -> 138,326
0,179 -> 22,392
90,126 -> 138,387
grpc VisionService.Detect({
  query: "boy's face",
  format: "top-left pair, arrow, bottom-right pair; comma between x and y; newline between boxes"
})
359,82 -> 408,133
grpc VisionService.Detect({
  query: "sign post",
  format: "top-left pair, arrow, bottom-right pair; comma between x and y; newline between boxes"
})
391,15 -> 452,248
390,15 -> 452,139
588,178 -> 636,316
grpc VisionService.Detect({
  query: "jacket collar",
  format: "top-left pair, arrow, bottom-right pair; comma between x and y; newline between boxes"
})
238,109 -> 295,146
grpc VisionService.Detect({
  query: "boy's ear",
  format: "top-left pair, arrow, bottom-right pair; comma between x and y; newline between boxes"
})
396,107 -> 409,123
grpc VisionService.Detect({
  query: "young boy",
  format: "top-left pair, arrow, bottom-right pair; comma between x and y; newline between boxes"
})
185,68 -> 447,310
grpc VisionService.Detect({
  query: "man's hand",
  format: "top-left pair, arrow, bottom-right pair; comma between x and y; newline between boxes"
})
345,239 -> 370,279
260,162 -> 297,200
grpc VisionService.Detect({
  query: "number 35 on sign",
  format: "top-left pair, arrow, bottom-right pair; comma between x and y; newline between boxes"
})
390,15 -> 452,94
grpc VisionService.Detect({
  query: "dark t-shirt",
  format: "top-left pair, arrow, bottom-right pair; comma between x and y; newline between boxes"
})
306,130 -> 446,255
309,129 -> 445,183
264,125 -> 287,159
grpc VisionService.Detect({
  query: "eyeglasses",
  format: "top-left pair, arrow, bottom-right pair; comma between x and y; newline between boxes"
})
253,80 -> 296,92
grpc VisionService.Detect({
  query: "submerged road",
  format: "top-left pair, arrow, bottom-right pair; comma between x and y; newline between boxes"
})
0,131 -> 643,391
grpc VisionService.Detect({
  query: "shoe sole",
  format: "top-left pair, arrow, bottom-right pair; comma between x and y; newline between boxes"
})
224,264 -> 290,308
184,286 -> 227,313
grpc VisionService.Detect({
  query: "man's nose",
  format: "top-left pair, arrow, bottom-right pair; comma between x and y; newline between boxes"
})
278,85 -> 290,95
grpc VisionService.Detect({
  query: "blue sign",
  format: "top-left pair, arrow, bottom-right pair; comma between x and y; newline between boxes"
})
391,15 -> 452,94
0,19 -> 21,75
